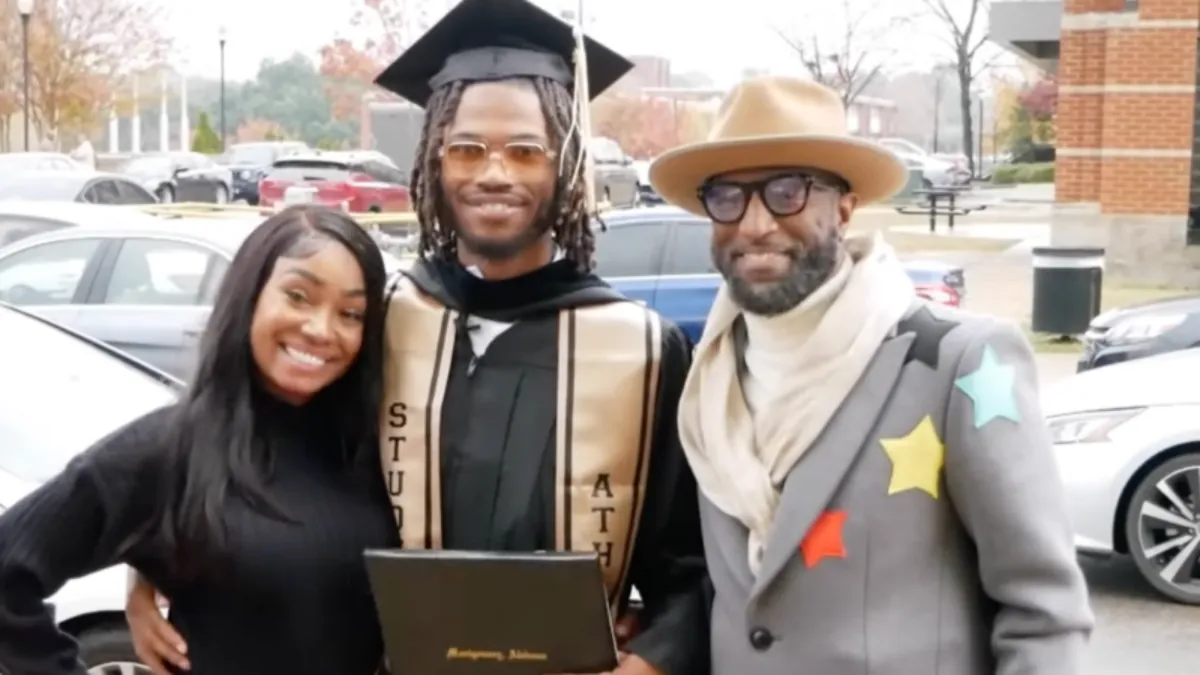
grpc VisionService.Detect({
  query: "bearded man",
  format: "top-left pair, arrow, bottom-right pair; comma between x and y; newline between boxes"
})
649,75 -> 1094,674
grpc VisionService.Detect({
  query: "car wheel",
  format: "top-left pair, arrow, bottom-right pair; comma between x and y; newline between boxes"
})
1124,452 -> 1200,604
77,624 -> 151,675
214,184 -> 229,204
157,185 -> 175,204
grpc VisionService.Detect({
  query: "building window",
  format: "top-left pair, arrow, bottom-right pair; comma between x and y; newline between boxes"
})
847,106 -> 860,134
1124,0 -> 1139,11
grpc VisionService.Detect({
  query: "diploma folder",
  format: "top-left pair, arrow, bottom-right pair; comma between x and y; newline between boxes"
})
364,549 -> 619,675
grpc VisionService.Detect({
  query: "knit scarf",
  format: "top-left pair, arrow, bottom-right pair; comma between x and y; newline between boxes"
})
677,235 -> 916,574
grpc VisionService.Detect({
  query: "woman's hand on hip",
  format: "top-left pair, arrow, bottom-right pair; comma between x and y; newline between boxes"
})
125,573 -> 190,673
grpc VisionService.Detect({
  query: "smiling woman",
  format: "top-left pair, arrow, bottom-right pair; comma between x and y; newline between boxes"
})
0,204 -> 398,675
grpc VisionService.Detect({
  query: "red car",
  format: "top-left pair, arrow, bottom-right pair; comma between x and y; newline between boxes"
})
258,153 -> 411,212
906,261 -> 966,307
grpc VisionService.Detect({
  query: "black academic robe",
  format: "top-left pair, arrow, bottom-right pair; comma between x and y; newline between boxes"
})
380,258 -> 710,675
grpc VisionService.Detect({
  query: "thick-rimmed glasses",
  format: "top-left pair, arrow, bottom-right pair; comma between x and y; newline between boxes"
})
698,173 -> 842,225
439,140 -> 557,178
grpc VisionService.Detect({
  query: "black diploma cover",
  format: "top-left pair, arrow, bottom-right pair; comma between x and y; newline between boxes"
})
365,550 -> 620,675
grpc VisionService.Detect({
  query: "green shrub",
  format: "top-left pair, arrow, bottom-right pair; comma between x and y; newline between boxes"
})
991,161 -> 1054,185
191,112 -> 222,154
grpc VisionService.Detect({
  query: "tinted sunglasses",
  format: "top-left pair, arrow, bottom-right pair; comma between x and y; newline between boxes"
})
439,140 -> 557,178
697,173 -> 845,225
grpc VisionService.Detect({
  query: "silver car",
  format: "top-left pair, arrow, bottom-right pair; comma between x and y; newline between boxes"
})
0,300 -> 181,674
0,202 -> 403,380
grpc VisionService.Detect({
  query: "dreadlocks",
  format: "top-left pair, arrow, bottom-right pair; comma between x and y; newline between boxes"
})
408,77 -> 597,269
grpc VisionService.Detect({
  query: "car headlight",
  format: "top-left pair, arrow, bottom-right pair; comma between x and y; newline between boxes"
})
1047,408 -> 1145,444
1103,314 -> 1185,343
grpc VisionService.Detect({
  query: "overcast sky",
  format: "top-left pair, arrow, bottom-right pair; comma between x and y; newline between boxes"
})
162,0 -> 993,87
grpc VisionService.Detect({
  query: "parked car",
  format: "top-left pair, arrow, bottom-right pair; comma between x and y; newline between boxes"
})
0,301 -> 181,673
0,151 -> 89,171
218,141 -> 311,204
0,170 -> 158,206
0,202 -> 406,379
258,155 -> 411,213
1042,347 -> 1200,604
894,152 -> 971,189
631,160 -> 664,206
120,152 -> 233,204
594,206 -> 966,342
1078,294 -> 1200,372
590,137 -> 640,208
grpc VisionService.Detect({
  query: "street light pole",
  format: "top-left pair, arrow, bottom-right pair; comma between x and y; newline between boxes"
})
17,0 -> 34,152
218,25 -> 227,152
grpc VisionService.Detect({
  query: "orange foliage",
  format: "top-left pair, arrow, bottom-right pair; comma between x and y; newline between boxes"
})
9,0 -> 167,138
319,0 -> 434,120
591,96 -> 713,159
236,118 -> 288,143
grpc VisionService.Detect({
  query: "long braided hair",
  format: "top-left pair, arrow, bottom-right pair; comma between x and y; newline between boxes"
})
408,77 -> 597,269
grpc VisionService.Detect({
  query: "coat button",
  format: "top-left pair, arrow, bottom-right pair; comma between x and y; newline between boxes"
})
749,627 -> 774,651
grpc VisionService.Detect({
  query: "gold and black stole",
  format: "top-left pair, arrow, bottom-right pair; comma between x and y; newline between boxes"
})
379,277 -> 663,605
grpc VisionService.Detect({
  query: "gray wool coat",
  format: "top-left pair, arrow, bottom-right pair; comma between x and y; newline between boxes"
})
700,302 -> 1094,675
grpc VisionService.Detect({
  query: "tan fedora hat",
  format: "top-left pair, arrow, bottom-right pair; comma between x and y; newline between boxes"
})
649,76 -> 909,217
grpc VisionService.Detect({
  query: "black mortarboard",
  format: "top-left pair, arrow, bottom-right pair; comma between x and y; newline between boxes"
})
373,0 -> 634,108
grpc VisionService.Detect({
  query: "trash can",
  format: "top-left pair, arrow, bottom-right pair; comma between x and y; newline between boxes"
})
1030,246 -> 1105,335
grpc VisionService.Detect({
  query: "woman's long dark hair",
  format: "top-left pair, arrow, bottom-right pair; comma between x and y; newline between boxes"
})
153,205 -> 388,577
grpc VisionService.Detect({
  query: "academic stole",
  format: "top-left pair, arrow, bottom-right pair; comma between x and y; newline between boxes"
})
379,278 -> 662,606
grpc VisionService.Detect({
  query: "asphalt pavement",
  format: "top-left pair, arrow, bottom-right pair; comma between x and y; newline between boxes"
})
1082,556 -> 1200,674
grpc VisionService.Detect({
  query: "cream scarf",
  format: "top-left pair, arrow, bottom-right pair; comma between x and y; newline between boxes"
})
677,235 -> 917,574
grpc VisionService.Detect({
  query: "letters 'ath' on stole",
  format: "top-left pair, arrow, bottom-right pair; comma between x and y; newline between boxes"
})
379,278 -> 663,605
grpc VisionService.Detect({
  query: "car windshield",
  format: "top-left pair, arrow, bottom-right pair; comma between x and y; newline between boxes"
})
0,307 -> 178,483
122,156 -> 173,175
0,175 -> 84,200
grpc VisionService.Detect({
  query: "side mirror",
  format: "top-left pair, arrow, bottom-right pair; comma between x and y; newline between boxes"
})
622,155 -> 633,166
172,167 -> 188,177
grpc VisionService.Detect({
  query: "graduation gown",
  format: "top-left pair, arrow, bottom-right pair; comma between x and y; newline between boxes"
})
379,258 -> 709,675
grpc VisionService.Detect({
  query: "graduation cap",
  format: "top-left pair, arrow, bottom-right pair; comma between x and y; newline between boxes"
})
373,0 -> 635,108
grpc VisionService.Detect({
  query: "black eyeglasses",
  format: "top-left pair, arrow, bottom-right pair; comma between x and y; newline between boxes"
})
697,173 -> 841,225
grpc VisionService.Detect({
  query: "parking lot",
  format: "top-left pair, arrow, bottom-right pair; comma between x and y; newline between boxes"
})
899,220 -> 1200,673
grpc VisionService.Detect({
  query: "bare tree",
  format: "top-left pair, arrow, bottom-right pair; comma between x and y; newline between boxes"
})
12,0 -> 169,139
919,0 -> 1004,175
774,0 -> 909,107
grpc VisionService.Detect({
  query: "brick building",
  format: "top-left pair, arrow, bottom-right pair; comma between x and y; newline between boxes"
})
993,0 -> 1200,284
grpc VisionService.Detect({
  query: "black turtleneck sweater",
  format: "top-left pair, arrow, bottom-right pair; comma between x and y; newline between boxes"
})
0,399 -> 399,675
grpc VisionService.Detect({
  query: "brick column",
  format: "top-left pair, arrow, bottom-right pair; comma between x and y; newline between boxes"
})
1052,0 -> 1200,285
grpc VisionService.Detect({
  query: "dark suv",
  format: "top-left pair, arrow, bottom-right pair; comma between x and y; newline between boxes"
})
219,141 -> 310,204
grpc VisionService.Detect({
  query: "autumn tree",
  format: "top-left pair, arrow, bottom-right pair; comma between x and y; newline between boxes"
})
774,0 -> 910,107
592,95 -> 691,159
236,118 -> 289,143
919,0 -> 1004,176
320,0 -> 434,120
13,0 -> 169,140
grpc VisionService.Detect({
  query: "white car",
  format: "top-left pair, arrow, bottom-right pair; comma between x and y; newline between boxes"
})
1043,348 -> 1200,604
0,302 -> 180,672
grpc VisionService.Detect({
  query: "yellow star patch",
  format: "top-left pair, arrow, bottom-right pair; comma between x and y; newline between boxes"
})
880,415 -> 945,500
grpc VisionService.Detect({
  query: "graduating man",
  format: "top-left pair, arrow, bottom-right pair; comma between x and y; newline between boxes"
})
124,1 -> 708,674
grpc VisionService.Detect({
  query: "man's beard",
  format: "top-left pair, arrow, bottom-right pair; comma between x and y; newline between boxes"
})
715,234 -> 841,316
444,201 -> 555,261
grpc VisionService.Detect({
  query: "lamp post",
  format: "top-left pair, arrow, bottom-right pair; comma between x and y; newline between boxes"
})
17,0 -> 34,152
218,25 -> 227,152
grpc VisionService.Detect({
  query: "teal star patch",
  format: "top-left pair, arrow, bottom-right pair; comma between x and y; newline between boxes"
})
954,344 -> 1020,428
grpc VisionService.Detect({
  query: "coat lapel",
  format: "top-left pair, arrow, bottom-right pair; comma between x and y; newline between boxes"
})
750,330 -> 915,598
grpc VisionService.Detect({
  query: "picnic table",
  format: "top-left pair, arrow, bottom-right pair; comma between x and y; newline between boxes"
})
893,185 -> 988,233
